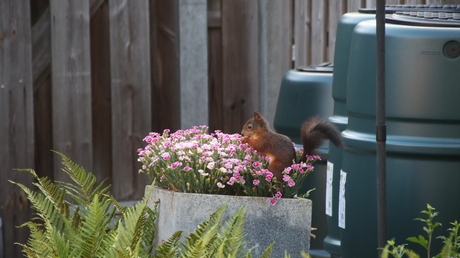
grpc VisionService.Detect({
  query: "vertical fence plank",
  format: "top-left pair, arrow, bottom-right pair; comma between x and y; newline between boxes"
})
365,0 -> 377,7
176,0 -> 208,129
150,0 -> 180,133
348,0 -> 365,11
0,0 -> 34,257
91,1 -> 112,187
221,0 -> 259,133
50,0 -> 93,180
259,0 -> 293,125
311,0 -> 328,64
294,0 -> 311,67
110,0 -> 151,200
328,0 -> 347,62
208,0 -> 224,132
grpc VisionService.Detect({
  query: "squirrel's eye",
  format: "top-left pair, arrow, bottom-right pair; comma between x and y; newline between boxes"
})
247,124 -> 253,130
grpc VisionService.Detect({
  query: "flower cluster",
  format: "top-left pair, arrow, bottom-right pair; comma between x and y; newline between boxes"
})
137,126 -> 320,205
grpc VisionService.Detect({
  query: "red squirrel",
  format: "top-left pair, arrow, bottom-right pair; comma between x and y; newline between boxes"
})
240,111 -> 344,181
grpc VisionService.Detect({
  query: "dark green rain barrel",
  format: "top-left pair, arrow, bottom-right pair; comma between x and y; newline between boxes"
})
274,64 -> 333,257
324,12 -> 376,258
340,12 -> 460,257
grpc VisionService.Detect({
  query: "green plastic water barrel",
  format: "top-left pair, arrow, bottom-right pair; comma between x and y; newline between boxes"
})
341,13 -> 460,257
324,12 -> 375,258
274,64 -> 333,256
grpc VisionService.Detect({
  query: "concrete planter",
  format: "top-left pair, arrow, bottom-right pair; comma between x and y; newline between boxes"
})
146,186 -> 312,257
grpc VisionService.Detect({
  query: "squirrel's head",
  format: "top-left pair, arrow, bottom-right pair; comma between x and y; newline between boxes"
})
241,111 -> 269,137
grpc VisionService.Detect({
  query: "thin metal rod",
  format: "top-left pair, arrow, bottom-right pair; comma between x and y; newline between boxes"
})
376,0 -> 387,251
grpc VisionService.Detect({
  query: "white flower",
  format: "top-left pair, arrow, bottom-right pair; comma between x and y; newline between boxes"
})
207,162 -> 215,169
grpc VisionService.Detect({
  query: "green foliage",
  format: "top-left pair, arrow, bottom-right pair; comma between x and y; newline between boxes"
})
406,204 -> 442,257
11,152 -> 157,258
154,204 -> 276,258
381,204 -> 460,258
13,152 -> 302,258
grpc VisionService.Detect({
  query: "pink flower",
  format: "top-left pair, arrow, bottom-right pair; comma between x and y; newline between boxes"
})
171,161 -> 182,169
288,179 -> 295,187
162,152 -> 171,160
253,180 -> 260,185
284,167 -> 292,174
291,164 -> 300,170
275,191 -> 282,199
306,163 -> 314,171
269,197 -> 277,205
217,182 -> 225,188
265,172 -> 273,182
227,178 -> 235,185
183,166 -> 192,172
252,161 -> 261,168
283,175 -> 291,182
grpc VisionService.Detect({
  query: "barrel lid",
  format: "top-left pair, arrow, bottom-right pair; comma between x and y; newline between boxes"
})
359,4 -> 460,14
296,62 -> 333,73
386,11 -> 460,27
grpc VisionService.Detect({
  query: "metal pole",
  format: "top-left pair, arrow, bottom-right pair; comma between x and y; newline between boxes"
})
376,0 -> 387,251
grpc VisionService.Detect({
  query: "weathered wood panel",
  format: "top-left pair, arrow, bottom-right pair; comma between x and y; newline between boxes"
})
208,0 -> 224,133
32,0 -> 105,87
91,1 -> 112,187
0,1 -> 34,257
50,0 -> 93,181
177,0 -> 208,129
259,0 -> 293,126
109,0 -> 151,200
328,0 -> 347,61
221,0 -> 260,133
294,0 -> 311,68
150,0 -> 180,133
348,0 -> 366,12
311,0 -> 328,64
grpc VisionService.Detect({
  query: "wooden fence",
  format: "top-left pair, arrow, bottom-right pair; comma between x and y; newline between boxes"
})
0,0 -> 454,256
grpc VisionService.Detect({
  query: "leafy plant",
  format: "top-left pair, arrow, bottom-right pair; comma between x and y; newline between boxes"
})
407,204 -> 442,258
11,152 -> 157,258
13,152 -> 302,258
381,204 -> 460,258
137,126 -> 320,204
154,204 -> 275,258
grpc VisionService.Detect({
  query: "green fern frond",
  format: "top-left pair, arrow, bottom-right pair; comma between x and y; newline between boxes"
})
110,189 -> 156,257
53,151 -> 110,206
216,205 -> 248,257
184,204 -> 226,246
154,230 -> 183,258
77,193 -> 114,258
182,205 -> 226,257
258,242 -> 274,258
142,203 -> 158,254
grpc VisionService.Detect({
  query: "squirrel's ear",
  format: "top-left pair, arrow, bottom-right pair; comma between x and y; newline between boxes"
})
254,111 -> 261,119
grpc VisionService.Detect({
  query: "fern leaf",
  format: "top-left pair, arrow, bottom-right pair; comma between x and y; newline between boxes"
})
110,190 -> 156,257
215,205 -> 248,257
142,204 -> 158,254
77,193 -> 113,258
181,205 -> 226,257
154,230 -> 183,258
53,151 -> 111,206
258,242 -> 274,258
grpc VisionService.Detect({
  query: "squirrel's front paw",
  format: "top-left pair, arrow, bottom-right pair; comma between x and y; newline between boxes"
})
240,136 -> 250,144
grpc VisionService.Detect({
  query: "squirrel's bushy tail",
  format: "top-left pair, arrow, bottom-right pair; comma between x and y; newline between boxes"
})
300,116 -> 344,162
